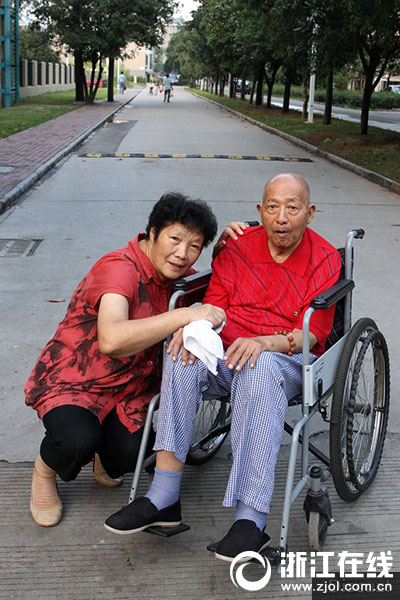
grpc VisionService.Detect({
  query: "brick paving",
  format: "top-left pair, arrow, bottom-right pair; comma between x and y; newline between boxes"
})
0,87 -> 141,208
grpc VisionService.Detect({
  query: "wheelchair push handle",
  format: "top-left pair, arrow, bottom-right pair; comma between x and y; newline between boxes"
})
172,269 -> 212,292
352,228 -> 365,239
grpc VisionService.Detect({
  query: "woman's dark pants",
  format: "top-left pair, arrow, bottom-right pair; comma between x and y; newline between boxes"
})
40,405 -> 155,481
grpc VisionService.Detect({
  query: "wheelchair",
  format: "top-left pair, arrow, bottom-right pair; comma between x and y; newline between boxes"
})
129,228 -> 390,558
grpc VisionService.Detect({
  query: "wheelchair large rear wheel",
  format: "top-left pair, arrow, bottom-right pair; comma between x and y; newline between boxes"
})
186,397 -> 231,465
330,318 -> 390,502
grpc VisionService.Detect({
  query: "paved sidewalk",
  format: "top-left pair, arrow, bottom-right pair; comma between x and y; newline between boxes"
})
0,87 -> 142,214
1,437 -> 399,600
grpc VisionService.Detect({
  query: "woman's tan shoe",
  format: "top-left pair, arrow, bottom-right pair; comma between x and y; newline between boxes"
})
93,453 -> 123,488
30,456 -> 63,527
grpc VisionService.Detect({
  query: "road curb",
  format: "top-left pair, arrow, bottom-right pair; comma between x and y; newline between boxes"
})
0,89 -> 142,216
191,91 -> 400,196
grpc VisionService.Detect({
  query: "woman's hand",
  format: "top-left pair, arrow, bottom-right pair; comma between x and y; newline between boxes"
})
187,303 -> 226,329
212,222 -> 248,260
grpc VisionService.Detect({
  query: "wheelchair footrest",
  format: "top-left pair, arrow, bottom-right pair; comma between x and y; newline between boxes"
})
145,523 -> 190,537
260,546 -> 282,567
206,541 -> 281,567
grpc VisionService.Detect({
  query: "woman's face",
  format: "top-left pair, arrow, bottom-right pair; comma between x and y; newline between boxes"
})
148,223 -> 204,282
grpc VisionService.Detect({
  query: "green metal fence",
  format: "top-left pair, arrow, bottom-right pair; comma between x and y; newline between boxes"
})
0,0 -> 19,107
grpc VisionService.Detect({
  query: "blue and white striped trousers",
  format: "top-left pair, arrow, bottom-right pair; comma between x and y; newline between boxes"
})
154,351 -> 316,513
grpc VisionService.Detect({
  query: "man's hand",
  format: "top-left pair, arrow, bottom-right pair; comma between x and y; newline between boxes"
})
212,222 -> 248,260
224,337 -> 264,371
167,328 -> 196,366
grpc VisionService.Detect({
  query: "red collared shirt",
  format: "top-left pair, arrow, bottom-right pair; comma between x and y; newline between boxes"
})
203,226 -> 341,357
25,234 -> 194,433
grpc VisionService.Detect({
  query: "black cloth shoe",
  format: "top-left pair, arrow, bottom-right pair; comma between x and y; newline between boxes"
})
214,519 -> 270,562
104,496 -> 181,535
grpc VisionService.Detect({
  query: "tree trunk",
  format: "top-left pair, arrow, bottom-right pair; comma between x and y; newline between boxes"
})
107,57 -> 114,102
255,63 -> 264,106
240,72 -> 246,100
87,55 -> 103,104
360,72 -> 374,135
324,68 -> 334,125
229,74 -> 234,98
220,76 -> 225,96
282,75 -> 291,113
249,81 -> 255,104
74,49 -> 86,102
265,62 -> 279,109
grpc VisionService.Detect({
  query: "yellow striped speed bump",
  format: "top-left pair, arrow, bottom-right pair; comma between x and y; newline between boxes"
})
80,152 -> 312,162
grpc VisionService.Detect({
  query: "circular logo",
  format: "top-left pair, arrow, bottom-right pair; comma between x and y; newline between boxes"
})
230,551 -> 272,591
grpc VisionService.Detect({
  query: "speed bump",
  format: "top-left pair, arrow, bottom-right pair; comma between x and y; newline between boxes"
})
81,152 -> 312,162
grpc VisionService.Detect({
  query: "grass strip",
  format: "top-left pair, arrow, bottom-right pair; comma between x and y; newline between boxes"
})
192,90 -> 400,184
0,89 -> 110,139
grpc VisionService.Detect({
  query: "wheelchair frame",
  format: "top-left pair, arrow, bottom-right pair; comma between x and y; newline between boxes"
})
128,228 -> 390,556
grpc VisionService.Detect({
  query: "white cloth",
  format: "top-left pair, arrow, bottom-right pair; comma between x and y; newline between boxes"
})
182,319 -> 224,375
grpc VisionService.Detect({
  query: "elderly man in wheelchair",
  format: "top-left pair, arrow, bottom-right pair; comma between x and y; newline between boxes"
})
105,172 -> 389,563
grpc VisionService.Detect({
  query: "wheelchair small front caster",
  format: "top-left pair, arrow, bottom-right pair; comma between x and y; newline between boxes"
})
304,465 -> 333,551
308,511 -> 329,551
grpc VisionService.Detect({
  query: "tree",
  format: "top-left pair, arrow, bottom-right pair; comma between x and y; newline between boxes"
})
345,0 -> 400,134
270,0 -> 313,117
19,23 -> 60,63
32,0 -> 174,103
302,1 -> 357,125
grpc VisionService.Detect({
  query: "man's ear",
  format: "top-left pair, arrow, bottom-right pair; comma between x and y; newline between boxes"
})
256,203 -> 263,219
307,204 -> 316,224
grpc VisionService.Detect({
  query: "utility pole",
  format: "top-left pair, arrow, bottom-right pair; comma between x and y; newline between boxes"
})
308,22 -> 318,123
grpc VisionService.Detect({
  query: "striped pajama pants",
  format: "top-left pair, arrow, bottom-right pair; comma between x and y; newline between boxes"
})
154,351 -> 315,513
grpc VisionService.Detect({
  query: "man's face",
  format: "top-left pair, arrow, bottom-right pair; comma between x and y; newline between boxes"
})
257,176 -> 315,258
149,223 -> 204,282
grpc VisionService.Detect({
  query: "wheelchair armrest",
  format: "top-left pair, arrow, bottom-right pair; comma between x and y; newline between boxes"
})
172,269 -> 212,292
310,279 -> 354,310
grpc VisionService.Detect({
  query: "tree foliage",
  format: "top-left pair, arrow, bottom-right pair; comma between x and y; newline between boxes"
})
31,0 -> 175,103
19,23 -> 61,63
168,0 -> 400,133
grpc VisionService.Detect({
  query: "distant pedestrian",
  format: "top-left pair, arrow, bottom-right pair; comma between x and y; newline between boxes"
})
118,73 -> 126,95
149,80 -> 154,95
163,73 -> 173,103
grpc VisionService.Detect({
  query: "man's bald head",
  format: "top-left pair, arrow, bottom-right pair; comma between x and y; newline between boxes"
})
262,173 -> 310,207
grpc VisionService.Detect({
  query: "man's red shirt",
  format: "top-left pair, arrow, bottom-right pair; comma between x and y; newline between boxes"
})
25,234 -> 194,433
203,226 -> 341,357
